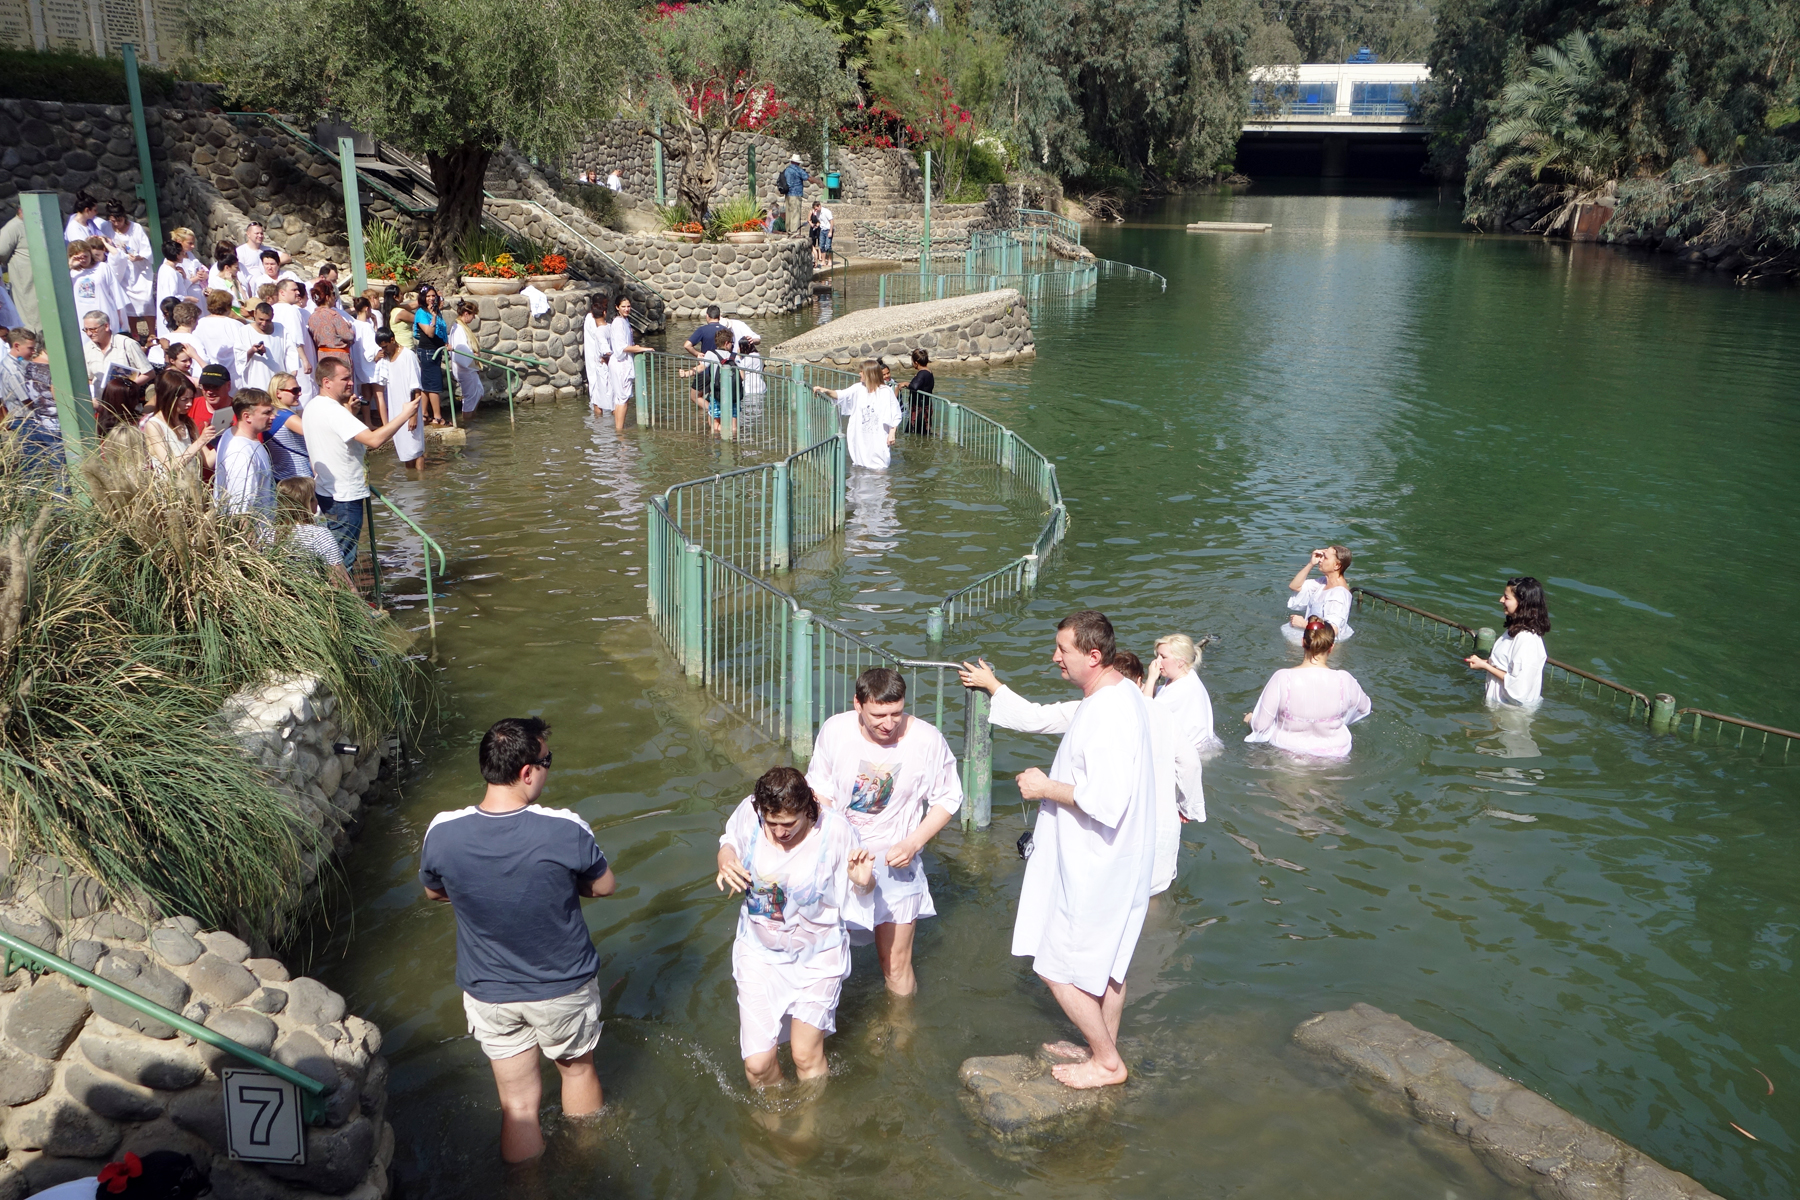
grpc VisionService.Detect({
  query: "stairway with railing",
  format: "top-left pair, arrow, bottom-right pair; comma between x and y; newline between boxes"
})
635,349 -> 1068,827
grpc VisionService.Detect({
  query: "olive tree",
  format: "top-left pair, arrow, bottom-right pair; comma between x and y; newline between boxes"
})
187,0 -> 643,260
644,0 -> 852,217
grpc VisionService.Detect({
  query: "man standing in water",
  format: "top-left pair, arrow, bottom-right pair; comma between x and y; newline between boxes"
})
1012,610 -> 1158,1088
804,667 -> 963,996
419,718 -> 618,1162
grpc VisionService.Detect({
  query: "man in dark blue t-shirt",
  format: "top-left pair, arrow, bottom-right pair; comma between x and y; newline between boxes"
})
420,717 -> 617,1163
683,303 -> 727,359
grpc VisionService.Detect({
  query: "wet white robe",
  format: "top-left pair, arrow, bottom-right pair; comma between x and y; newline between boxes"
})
1151,670 -> 1216,821
607,315 -> 636,401
583,315 -> 614,411
1010,679 -> 1159,992
378,348 -> 425,462
1485,630 -> 1546,708
448,322 -> 484,412
1244,666 -> 1372,759
1284,577 -> 1355,644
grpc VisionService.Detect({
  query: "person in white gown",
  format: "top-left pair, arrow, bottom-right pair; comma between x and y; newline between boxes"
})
99,203 -> 153,322
271,280 -> 316,402
449,300 -> 486,414
1466,576 -> 1550,708
373,333 -> 425,469
581,296 -> 613,419
1245,618 -> 1372,759
1009,609 -> 1158,1089
716,766 -> 874,1090
811,363 -> 900,472
1142,632 -> 1221,820
606,298 -> 649,433
803,667 -> 961,995
960,651 -> 1183,898
155,239 -> 205,338
1284,544 -> 1354,644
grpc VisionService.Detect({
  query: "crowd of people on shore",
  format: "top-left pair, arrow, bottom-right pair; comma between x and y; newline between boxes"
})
0,195 -> 505,579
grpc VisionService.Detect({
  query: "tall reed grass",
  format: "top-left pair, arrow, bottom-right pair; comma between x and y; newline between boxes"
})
0,428 -> 429,936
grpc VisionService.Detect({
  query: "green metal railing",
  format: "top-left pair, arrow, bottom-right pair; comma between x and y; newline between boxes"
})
366,487 -> 447,640
877,264 -> 1099,306
480,197 -> 662,334
1,930 -> 330,1123
225,113 -> 434,217
1018,207 -> 1084,246
1352,587 -> 1797,753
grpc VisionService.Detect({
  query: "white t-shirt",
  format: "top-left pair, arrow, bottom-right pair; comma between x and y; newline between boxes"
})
219,433 -> 274,518
301,396 -> 371,501
237,329 -> 292,391
192,314 -> 247,385
70,264 -> 125,329
818,206 -> 834,232
804,711 -> 962,854
1486,630 -> 1547,708
606,171 -> 623,191
833,384 -> 901,470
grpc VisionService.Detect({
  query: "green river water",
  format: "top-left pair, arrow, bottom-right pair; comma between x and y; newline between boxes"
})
304,187 -> 1800,1199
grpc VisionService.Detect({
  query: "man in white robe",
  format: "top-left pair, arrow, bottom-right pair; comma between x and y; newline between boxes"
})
962,653 -> 1182,896
1008,609 -> 1158,1089
272,280 -> 316,400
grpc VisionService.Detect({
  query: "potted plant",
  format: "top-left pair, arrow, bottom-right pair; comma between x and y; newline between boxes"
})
657,204 -> 705,243
460,252 -> 526,295
712,193 -> 767,243
526,252 -> 570,290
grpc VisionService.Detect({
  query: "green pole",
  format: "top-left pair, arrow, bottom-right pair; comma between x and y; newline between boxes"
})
1651,693 -> 1677,733
921,149 -> 931,275
654,110 -> 667,207
720,361 -> 737,442
338,136 -> 368,297
771,459 -> 790,571
19,192 -> 96,462
747,142 -> 757,204
962,688 -> 992,830
681,543 -> 704,681
120,45 -> 162,254
790,608 -> 814,765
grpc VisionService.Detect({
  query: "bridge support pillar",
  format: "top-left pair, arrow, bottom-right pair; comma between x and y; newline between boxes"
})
1321,134 -> 1348,178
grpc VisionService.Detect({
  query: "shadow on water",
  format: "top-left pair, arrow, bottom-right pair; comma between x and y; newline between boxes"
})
307,186 -> 1799,1199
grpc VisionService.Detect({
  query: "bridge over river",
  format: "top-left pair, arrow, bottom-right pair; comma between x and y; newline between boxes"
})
1239,61 -> 1431,178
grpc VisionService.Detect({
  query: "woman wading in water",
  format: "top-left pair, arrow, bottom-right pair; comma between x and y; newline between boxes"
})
1466,577 -> 1551,707
1245,618 -> 1372,759
1284,544 -> 1354,644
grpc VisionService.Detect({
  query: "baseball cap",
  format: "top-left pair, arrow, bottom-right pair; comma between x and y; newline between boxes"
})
198,364 -> 230,388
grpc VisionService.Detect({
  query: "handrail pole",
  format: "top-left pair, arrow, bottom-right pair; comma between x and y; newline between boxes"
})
0,931 -> 330,1123
681,543 -> 704,681
962,687 -> 992,830
791,608 -> 814,765
363,496 -> 382,605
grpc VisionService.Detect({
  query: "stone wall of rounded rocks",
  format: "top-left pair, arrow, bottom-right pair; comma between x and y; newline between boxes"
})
0,674 -> 400,1200
773,288 -> 1035,367
452,286 -> 598,403
606,234 -> 815,318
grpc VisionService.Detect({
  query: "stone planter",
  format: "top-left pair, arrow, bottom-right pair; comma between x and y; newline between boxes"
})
662,230 -> 704,243
461,276 -> 526,295
725,231 -> 768,244
526,273 -> 570,290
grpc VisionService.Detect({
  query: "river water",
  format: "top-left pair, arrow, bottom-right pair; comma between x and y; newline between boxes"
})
306,187 -> 1800,1200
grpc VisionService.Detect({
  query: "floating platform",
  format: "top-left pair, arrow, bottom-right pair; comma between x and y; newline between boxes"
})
1187,221 -> 1272,233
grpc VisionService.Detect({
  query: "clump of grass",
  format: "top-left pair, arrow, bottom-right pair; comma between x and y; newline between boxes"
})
0,427 -> 430,936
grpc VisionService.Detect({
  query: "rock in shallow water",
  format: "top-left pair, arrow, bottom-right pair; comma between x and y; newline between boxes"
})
958,1046 -> 1117,1138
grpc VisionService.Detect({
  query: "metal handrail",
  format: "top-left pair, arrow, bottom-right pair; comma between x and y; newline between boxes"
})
224,112 -> 434,216
1674,708 -> 1799,756
1017,207 -> 1083,246
1352,587 -> 1478,640
0,930 -> 330,1123
480,195 -> 661,333
368,486 -> 446,639
464,350 -> 521,425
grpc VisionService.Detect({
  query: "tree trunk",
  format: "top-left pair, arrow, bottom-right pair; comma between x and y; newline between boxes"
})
678,128 -> 723,218
425,144 -> 494,267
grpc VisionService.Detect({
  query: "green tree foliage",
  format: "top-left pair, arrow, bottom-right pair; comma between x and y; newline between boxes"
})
184,0 -> 642,259
1472,32 -> 1623,229
864,23 -> 1007,198
793,0 -> 908,76
1255,0 -> 1435,64
644,0 -> 852,216
974,0 -> 1257,186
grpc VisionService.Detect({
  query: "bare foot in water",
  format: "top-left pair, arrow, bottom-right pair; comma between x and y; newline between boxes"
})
1052,1058 -> 1128,1089
1040,1041 -> 1090,1063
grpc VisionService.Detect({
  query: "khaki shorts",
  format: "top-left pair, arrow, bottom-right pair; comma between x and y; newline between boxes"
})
463,978 -> 602,1061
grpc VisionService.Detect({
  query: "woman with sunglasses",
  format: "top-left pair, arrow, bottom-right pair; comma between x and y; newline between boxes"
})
413,284 -> 450,426
264,371 -> 312,482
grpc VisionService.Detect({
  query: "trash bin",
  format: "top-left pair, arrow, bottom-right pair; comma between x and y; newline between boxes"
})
825,172 -> 842,200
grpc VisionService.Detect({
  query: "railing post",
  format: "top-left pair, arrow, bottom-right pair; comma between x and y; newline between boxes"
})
363,497 -> 382,606
790,608 -> 814,765
1001,429 -> 1016,471
646,507 -> 661,619
720,361 -> 737,441
635,350 -> 650,427
832,438 -> 846,529
681,543 -> 704,682
1475,626 -> 1498,655
19,192 -> 96,463
1651,693 -> 1677,733
962,687 -> 992,830
926,605 -> 945,646
771,459 -> 791,572
338,136 -> 368,297
653,108 -> 667,206
121,45 -> 163,254
1023,552 -> 1039,593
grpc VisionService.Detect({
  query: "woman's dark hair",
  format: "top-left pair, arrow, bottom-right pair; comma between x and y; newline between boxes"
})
161,239 -> 184,263
352,296 -> 372,317
213,245 -> 237,270
105,198 -> 129,220
152,369 -> 198,437
309,279 -> 335,308
73,190 -> 98,212
1302,617 -> 1337,658
96,377 -> 146,438
911,348 -> 929,367
456,299 -> 478,318
479,717 -> 552,784
588,294 -> 611,320
1504,576 -> 1551,637
1112,650 -> 1146,683
418,284 -> 441,312
752,766 -> 819,824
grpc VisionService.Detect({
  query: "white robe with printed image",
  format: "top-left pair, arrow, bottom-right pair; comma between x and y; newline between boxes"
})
583,316 -> 614,411
1010,678 -> 1158,992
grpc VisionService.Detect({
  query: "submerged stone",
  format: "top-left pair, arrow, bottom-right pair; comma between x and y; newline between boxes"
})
958,1047 -> 1116,1138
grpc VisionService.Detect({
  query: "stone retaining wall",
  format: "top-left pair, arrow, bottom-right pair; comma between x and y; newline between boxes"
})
772,288 -> 1034,367
452,286 -> 598,404
0,670 -> 401,1200
605,234 -> 814,318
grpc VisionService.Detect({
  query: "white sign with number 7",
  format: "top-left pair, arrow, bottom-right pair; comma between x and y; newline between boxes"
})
221,1068 -> 307,1164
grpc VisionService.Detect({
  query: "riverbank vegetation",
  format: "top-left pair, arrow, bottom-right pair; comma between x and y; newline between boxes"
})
0,433 -> 426,937
1423,0 -> 1800,276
